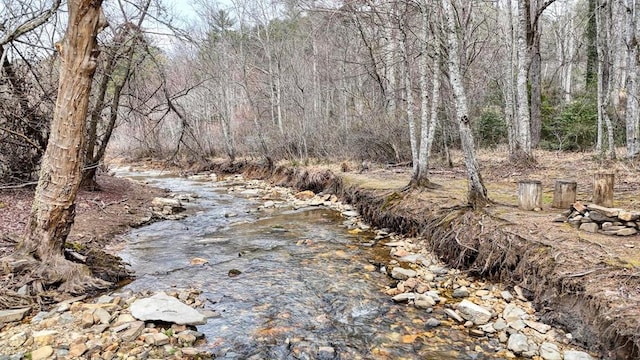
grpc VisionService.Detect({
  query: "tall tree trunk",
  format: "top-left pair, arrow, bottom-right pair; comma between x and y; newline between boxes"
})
586,0 -> 598,92
625,0 -> 640,159
14,0 -> 108,294
596,0 -> 617,159
401,22 -> 418,175
515,0 -> 534,162
414,1 -> 439,187
504,0 -> 518,155
529,25 -> 543,148
442,0 -> 488,208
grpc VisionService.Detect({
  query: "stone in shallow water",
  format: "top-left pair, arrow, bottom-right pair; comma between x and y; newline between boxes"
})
391,267 -> 416,280
130,292 -> 206,325
425,318 -> 441,328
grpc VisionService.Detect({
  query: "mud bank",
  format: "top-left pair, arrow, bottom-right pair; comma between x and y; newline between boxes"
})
210,161 -> 640,359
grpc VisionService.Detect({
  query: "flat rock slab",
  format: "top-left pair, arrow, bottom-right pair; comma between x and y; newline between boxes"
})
130,292 -> 206,325
0,308 -> 30,323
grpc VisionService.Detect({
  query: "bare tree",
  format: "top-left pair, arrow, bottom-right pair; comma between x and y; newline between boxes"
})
596,0 -> 616,159
5,0 -> 109,293
442,0 -> 488,208
624,0 -> 640,159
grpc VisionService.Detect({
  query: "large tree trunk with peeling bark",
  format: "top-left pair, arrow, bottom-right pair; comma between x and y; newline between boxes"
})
10,0 -> 108,294
442,0 -> 488,208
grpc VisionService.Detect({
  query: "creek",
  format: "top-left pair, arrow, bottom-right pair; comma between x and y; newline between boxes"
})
114,169 -> 500,359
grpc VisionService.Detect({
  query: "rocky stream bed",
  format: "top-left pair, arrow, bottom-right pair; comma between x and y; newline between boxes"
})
0,171 -> 601,359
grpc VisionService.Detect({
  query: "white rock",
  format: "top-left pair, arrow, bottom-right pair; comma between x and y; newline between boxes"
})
507,333 -> 529,354
524,320 -> 551,334
503,303 -> 527,323
444,308 -> 464,323
414,294 -> 436,309
501,290 -> 514,302
493,318 -> 508,331
479,323 -> 497,333
456,299 -> 492,325
392,293 -> 416,302
130,292 -> 206,325
563,350 -> 595,360
391,267 -> 417,280
539,342 -> 562,360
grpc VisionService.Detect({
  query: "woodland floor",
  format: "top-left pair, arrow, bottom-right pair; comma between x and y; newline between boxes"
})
0,173 -> 165,276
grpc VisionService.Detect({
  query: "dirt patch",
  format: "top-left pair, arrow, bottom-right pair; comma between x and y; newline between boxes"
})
205,150 -> 640,359
0,174 -> 166,302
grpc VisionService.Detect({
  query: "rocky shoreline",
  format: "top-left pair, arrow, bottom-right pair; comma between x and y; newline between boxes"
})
0,170 -> 603,359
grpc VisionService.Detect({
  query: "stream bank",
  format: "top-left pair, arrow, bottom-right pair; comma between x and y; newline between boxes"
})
204,160 -> 640,359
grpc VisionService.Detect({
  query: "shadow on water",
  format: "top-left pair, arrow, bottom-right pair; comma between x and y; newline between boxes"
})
114,170 -> 502,359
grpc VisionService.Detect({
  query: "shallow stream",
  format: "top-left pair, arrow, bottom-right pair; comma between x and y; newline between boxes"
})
115,170 -> 500,359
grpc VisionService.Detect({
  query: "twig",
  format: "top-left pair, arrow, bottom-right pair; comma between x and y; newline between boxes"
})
561,268 -> 603,278
0,181 -> 38,190
454,229 -> 479,253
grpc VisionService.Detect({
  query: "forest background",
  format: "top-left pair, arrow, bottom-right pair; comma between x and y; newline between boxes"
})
0,0 -> 636,189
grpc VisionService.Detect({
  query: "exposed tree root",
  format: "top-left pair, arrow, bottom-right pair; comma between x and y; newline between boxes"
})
1,252 -> 111,308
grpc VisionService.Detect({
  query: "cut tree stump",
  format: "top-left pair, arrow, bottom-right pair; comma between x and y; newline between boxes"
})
593,173 -> 614,207
518,180 -> 542,211
552,180 -> 577,209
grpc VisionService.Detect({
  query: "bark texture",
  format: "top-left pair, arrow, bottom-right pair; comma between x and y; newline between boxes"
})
15,0 -> 107,292
442,0 -> 488,208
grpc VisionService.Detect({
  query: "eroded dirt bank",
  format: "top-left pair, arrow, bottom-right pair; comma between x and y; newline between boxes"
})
205,158 -> 640,359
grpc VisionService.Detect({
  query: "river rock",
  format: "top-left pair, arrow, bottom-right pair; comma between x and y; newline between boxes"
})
30,346 -> 53,360
294,190 -> 315,200
444,309 -> 464,323
524,320 -> 551,334
452,287 -> 470,298
391,293 -> 416,302
507,333 -> 529,354
130,292 -> 206,325
503,303 -> 526,323
539,342 -> 562,360
563,350 -> 595,360
32,330 -> 57,346
391,267 -> 417,280
456,299 -> 492,325
152,197 -> 185,214
0,308 -> 30,323
341,210 -> 359,218
425,318 -> 441,328
190,257 -> 208,265
479,323 -> 497,334
414,294 -> 436,309
500,290 -> 514,302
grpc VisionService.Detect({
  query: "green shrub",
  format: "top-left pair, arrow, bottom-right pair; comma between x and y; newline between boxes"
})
476,108 -> 507,148
540,96 -> 597,151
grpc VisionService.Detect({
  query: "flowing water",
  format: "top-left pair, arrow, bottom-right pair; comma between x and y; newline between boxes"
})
115,170 -> 499,359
